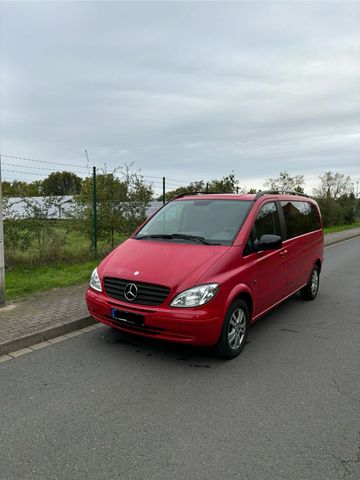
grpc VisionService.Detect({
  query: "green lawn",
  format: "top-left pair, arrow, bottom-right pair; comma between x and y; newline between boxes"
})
6,260 -> 99,301
323,221 -> 360,235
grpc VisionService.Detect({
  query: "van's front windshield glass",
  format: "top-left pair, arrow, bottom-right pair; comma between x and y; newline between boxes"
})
135,199 -> 252,246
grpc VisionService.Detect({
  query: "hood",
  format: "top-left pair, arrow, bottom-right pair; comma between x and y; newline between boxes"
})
99,238 -> 230,292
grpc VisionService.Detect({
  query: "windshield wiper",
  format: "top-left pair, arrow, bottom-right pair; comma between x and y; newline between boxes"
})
135,234 -> 174,240
171,233 -> 212,244
135,233 -> 219,245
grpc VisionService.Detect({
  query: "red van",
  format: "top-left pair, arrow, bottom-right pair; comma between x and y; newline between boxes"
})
86,191 -> 323,358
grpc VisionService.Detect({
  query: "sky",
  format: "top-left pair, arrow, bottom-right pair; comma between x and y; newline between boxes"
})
0,0 -> 359,195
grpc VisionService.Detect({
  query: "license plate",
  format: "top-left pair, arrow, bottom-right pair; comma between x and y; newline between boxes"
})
111,309 -> 145,327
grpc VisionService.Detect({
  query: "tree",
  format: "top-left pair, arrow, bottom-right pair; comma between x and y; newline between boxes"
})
157,181 -> 205,202
264,171 -> 305,193
42,171 -> 83,196
316,197 -> 344,227
337,193 -> 356,224
207,172 -> 239,193
313,171 -> 353,199
2,180 -> 42,196
312,172 -> 355,227
3,198 -> 27,260
74,166 -> 153,249
13,196 -> 64,260
158,172 -> 241,202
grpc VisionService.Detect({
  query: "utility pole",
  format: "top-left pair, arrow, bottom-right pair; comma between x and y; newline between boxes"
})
162,177 -> 166,205
0,154 -> 5,305
92,166 -> 97,255
85,150 -> 97,255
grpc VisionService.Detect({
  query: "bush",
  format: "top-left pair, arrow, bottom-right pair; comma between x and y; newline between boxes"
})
316,197 -> 344,227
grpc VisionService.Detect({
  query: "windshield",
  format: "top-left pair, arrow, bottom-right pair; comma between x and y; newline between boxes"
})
135,199 -> 252,245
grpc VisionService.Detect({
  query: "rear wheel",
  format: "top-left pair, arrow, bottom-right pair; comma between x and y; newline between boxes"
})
300,265 -> 320,301
215,299 -> 250,359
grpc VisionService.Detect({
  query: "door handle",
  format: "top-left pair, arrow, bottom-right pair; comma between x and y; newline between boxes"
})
280,249 -> 288,257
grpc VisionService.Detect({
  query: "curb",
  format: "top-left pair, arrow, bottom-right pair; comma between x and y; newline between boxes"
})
0,315 -> 96,357
324,231 -> 360,247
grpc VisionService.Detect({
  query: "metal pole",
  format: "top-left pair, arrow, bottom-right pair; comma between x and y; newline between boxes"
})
236,186 -> 239,194
206,182 -> 209,193
162,177 -> 165,205
0,154 -> 5,305
93,166 -> 97,255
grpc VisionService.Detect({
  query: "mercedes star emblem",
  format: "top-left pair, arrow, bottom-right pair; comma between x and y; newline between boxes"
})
124,283 -> 138,301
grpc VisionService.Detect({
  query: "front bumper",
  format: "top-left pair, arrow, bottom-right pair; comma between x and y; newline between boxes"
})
86,288 -> 223,346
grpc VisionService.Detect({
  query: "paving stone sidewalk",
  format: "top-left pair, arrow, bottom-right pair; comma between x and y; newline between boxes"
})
0,284 -> 93,355
0,227 -> 359,356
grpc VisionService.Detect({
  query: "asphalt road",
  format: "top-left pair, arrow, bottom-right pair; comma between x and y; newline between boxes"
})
1,238 -> 359,480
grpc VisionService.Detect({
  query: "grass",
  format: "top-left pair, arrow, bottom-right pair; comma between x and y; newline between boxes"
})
6,260 -> 99,301
4,219 -> 127,268
323,220 -> 360,235
4,220 -> 128,301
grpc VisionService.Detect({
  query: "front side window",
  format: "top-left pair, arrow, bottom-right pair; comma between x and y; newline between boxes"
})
254,202 -> 281,240
135,199 -> 252,245
244,202 -> 281,255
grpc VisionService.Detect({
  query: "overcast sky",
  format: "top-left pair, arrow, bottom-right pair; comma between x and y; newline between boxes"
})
1,0 -> 359,193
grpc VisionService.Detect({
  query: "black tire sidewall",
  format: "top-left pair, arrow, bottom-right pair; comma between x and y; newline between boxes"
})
215,299 -> 250,359
301,265 -> 320,300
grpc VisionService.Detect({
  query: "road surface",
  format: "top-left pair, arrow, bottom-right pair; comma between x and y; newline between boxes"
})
1,238 -> 359,480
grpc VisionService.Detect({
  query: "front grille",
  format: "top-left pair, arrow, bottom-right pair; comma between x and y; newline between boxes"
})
104,277 -> 171,306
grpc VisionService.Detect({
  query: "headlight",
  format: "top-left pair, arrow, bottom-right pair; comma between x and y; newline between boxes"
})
170,283 -> 219,308
90,267 -> 102,292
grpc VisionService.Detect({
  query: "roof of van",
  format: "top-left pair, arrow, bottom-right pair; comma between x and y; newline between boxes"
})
174,193 -> 256,201
172,192 -> 314,202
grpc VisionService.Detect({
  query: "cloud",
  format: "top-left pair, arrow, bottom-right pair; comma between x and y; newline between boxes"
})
0,1 -> 359,193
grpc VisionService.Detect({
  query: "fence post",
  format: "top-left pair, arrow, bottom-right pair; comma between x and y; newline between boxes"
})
93,166 -> 97,255
0,154 -> 5,305
162,177 -> 166,205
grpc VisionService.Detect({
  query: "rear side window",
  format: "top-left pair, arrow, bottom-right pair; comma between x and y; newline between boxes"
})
308,203 -> 321,231
281,201 -> 321,239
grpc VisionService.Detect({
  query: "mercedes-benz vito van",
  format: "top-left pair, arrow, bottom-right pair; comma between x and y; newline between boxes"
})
86,191 -> 323,358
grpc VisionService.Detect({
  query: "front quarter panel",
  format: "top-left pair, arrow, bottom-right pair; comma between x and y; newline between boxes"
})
197,246 -> 257,321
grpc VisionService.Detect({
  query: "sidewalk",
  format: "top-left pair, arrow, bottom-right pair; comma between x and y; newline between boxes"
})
1,228 -> 359,357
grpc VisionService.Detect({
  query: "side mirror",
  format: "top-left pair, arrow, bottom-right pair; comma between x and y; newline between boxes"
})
254,234 -> 282,252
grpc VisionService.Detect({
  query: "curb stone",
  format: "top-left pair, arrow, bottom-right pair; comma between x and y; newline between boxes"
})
0,315 -> 95,357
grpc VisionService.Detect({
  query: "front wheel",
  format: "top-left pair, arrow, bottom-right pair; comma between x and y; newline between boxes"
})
215,299 -> 250,359
300,265 -> 320,301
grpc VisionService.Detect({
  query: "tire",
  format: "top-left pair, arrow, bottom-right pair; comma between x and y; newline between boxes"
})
215,299 -> 250,359
300,264 -> 320,301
